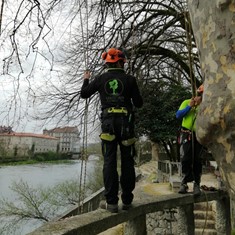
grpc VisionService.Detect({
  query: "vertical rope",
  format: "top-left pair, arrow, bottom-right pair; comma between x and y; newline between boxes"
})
77,0 -> 89,214
184,9 -> 197,191
78,99 -> 88,214
79,0 -> 89,69
130,1 -> 137,76
0,0 -> 5,35
184,14 -> 207,230
184,11 -> 196,96
81,0 -> 89,213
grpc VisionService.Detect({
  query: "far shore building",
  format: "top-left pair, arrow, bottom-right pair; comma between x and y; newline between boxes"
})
0,132 -> 59,158
43,126 -> 81,155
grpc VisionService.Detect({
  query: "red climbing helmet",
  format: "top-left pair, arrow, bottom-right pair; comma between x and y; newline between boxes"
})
101,48 -> 126,63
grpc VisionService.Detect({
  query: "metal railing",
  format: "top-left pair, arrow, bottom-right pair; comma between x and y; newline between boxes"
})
156,160 -> 182,186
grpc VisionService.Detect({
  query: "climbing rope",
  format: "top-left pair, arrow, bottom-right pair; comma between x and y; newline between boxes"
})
200,190 -> 209,235
129,1 -> 137,76
184,11 -> 196,96
184,7 -> 209,235
184,9 -> 197,167
0,0 -> 5,35
77,0 -> 89,214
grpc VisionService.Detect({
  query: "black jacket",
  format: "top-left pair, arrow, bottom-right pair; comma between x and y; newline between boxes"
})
81,68 -> 143,111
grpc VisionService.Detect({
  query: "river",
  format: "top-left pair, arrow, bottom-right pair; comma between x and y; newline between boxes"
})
0,158 -> 99,235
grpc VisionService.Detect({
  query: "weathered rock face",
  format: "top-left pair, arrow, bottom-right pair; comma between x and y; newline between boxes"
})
187,0 -> 235,197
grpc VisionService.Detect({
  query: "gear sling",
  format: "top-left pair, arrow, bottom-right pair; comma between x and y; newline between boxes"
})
100,107 -> 136,146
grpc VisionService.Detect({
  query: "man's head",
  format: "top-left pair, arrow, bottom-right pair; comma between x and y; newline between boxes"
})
197,84 -> 204,96
194,84 -> 203,106
102,48 -> 126,68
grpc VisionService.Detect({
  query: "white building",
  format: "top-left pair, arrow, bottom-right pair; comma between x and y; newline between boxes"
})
0,132 -> 59,157
43,126 -> 80,154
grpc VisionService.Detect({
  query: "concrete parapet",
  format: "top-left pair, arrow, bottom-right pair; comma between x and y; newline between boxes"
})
28,190 -> 229,235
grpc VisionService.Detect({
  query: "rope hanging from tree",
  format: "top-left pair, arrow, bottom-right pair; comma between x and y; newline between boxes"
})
77,0 -> 89,214
184,13 -> 210,233
184,10 -> 196,96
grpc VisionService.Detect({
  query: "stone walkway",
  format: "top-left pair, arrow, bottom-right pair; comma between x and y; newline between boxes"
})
135,161 -> 219,195
98,160 -> 219,235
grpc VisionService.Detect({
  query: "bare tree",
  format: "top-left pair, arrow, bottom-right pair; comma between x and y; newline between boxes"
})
0,1 -> 201,134
27,0 -> 202,127
0,160 -> 103,234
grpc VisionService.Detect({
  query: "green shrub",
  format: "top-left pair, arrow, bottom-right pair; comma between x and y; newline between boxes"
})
33,152 -> 68,161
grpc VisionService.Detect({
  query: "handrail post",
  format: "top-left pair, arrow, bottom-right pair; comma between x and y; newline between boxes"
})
169,162 -> 172,177
178,203 -> 195,235
216,195 -> 231,235
124,214 -> 147,235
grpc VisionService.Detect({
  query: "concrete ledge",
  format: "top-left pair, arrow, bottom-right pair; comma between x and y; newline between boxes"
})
28,190 -> 228,235
54,187 -> 105,220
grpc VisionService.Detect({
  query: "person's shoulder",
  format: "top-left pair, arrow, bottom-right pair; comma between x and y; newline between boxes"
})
180,98 -> 191,106
182,98 -> 191,103
124,73 -> 136,80
95,72 -> 106,80
186,98 -> 191,102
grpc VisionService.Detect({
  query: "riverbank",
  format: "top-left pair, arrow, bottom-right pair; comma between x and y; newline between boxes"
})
0,159 -> 77,166
0,159 -> 99,235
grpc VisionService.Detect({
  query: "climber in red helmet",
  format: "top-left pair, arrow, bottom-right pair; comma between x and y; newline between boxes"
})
81,47 -> 143,212
176,84 -> 204,196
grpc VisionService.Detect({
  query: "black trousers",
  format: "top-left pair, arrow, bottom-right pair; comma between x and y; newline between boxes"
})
180,131 -> 203,184
101,115 -> 136,205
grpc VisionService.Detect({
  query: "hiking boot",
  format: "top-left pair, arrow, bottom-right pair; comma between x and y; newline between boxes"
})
178,184 -> 189,194
193,183 -> 201,196
122,203 -> 132,210
99,200 -> 118,213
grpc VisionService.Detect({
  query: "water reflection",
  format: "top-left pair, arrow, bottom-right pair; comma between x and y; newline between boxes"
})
0,159 -> 96,234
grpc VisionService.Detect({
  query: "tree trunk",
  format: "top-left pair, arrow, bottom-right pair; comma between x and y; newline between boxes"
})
151,141 -> 159,161
187,0 -> 235,199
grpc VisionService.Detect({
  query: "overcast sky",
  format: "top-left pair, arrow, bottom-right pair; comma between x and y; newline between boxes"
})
0,0 -> 84,134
